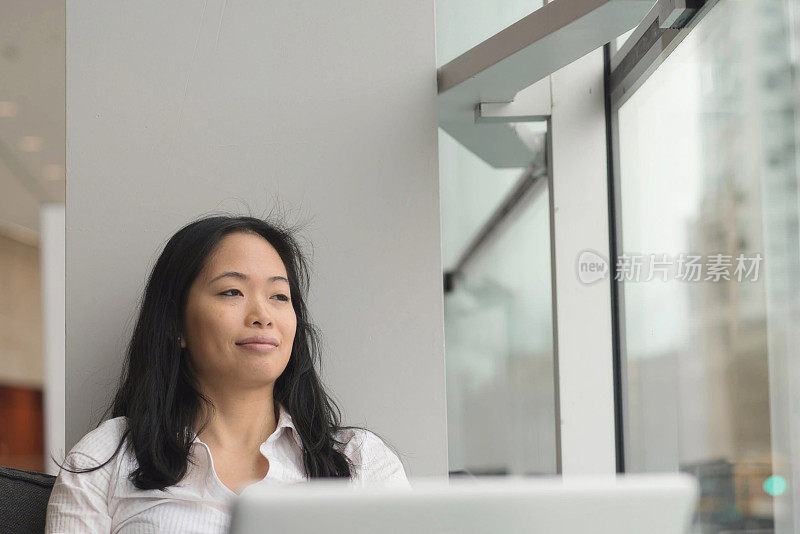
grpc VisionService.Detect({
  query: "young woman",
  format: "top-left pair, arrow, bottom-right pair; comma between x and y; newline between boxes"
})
46,215 -> 408,533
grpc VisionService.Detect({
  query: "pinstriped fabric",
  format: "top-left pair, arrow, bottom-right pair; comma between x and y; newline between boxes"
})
45,403 -> 409,533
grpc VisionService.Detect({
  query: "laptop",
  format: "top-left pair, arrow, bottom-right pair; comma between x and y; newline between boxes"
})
229,473 -> 699,534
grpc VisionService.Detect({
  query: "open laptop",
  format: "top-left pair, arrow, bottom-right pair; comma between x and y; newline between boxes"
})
229,473 -> 699,534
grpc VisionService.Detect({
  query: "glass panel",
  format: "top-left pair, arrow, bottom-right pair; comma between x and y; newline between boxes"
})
435,0 -> 544,66
438,129 -> 528,267
617,0 -> 800,532
436,0 -> 557,478
442,173 -> 556,476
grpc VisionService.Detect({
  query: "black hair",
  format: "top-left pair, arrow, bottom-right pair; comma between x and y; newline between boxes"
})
60,211 -> 397,490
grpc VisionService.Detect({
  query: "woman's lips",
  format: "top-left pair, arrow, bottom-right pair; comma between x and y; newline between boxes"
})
236,342 -> 278,353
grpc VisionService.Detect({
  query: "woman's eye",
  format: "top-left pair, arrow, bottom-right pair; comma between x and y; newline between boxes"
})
220,289 -> 288,301
220,289 -> 242,297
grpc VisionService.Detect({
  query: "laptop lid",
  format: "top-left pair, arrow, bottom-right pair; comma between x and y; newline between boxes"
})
229,473 -> 698,534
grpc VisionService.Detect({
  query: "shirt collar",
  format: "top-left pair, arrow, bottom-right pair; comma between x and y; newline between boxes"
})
275,402 -> 303,448
189,402 -> 303,449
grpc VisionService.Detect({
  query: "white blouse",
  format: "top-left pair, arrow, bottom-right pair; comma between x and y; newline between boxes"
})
45,404 -> 409,533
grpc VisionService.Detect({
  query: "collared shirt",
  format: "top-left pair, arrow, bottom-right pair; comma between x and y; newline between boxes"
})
45,404 -> 409,533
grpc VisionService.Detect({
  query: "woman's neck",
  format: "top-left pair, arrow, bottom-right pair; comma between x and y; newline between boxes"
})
195,384 -> 278,451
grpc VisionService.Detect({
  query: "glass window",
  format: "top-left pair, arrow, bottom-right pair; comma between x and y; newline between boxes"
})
436,0 -> 557,477
442,163 -> 556,476
616,0 -> 800,531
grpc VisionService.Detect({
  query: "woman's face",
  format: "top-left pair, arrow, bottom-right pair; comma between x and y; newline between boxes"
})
181,232 -> 297,392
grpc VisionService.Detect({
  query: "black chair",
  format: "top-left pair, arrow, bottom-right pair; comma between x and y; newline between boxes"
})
0,466 -> 56,534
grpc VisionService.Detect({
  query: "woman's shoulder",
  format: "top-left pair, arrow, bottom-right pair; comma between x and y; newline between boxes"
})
334,427 -> 377,455
334,427 -> 409,485
47,418 -> 131,531
65,416 -> 129,468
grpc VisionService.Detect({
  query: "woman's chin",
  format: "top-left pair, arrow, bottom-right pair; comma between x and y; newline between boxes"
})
232,362 -> 288,386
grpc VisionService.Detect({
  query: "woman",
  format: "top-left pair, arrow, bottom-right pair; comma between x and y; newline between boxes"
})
46,214 -> 408,533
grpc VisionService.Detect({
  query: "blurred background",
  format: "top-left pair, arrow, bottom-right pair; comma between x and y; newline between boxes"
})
0,0 -> 64,474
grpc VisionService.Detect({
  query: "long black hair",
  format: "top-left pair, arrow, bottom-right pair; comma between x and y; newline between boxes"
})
63,212 -> 387,490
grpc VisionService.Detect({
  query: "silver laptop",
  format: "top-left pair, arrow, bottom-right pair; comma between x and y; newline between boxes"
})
229,473 -> 699,534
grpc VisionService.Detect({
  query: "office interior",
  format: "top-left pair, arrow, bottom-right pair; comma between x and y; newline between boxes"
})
1,0 -> 799,532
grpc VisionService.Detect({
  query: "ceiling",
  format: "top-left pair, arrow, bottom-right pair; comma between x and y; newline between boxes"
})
0,0 -> 65,246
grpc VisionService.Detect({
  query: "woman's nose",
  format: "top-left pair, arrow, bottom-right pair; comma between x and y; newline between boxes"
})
247,298 -> 273,325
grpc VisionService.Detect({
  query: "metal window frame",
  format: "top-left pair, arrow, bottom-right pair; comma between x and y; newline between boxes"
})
605,0 -> 718,473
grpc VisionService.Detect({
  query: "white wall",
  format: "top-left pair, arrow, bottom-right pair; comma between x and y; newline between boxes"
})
65,0 -> 446,477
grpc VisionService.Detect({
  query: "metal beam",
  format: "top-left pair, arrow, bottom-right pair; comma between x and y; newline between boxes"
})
609,0 -> 706,107
437,0 -> 655,168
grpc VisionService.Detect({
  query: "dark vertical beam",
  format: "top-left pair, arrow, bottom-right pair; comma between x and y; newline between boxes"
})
603,42 -> 626,474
